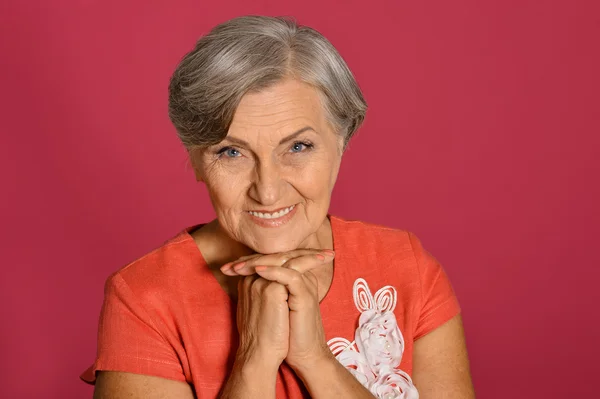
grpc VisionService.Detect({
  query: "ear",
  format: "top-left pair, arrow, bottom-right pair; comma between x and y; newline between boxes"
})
188,148 -> 205,183
193,168 -> 204,183
337,134 -> 346,155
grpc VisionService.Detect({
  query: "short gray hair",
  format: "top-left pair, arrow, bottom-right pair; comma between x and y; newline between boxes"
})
168,15 -> 367,149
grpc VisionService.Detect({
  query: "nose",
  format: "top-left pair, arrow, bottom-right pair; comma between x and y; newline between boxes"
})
248,159 -> 283,206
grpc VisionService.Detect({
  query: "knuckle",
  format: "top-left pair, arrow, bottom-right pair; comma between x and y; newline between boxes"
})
305,271 -> 317,282
278,255 -> 291,266
246,276 -> 260,291
290,273 -> 302,285
242,275 -> 253,288
264,283 -> 286,298
250,280 -> 263,294
284,257 -> 309,270
264,282 -> 281,293
282,257 -> 296,268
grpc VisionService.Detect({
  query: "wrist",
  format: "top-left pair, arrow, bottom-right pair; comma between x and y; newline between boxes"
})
222,353 -> 280,399
290,354 -> 375,398
290,353 -> 348,395
288,350 -> 338,380
234,349 -> 281,378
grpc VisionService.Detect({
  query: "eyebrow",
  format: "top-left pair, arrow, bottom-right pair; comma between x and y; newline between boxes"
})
221,126 -> 316,147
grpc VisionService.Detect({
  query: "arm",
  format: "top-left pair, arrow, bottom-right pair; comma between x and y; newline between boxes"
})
219,355 -> 279,398
90,274 -> 197,398
93,360 -> 277,399
412,314 -> 475,399
245,258 -> 376,399
94,371 -> 195,399
292,355 -> 375,399
218,275 -> 290,398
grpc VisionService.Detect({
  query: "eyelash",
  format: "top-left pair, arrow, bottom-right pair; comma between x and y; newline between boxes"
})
215,141 -> 314,158
215,146 -> 240,158
290,141 -> 314,153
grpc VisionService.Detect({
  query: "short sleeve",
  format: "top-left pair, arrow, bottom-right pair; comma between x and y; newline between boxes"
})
80,273 -> 186,384
409,232 -> 461,340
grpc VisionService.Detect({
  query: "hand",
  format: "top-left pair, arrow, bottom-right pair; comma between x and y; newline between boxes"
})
235,274 -> 290,372
221,250 -> 336,371
220,249 -> 333,276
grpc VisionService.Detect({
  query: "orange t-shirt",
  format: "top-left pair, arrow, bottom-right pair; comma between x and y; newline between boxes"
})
81,216 -> 460,397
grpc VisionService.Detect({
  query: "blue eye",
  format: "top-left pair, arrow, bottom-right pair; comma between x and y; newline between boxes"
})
226,148 -> 240,157
290,142 -> 312,153
217,147 -> 241,158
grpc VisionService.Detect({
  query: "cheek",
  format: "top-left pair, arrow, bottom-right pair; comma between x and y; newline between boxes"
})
291,152 -> 341,198
203,163 -> 250,208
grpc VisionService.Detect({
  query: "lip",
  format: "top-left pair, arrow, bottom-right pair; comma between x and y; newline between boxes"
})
246,204 -> 298,228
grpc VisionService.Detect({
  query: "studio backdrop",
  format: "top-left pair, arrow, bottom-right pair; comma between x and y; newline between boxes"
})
1,0 -> 598,398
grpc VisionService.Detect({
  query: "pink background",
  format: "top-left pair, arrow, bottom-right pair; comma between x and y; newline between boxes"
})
1,0 -> 599,398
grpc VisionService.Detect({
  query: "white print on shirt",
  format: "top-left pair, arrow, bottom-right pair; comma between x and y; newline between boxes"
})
327,278 -> 419,399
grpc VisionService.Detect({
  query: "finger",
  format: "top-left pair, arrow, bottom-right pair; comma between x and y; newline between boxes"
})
220,256 -> 263,275
220,253 -> 263,273
229,249 -> 335,276
237,250 -> 314,269
241,274 -> 260,292
254,266 -> 313,303
220,261 -> 246,276
237,275 -> 260,325
282,252 -> 334,274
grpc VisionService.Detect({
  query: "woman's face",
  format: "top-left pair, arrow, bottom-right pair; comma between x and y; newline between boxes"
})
192,78 -> 344,254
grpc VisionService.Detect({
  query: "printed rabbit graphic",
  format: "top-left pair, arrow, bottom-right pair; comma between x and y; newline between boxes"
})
327,278 -> 419,399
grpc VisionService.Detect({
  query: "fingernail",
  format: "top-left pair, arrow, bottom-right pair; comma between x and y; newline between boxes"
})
315,254 -> 325,260
221,268 -> 236,276
220,263 -> 232,271
233,261 -> 246,271
322,250 -> 335,256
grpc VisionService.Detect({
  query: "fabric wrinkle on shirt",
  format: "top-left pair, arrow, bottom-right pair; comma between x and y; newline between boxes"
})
80,215 -> 461,398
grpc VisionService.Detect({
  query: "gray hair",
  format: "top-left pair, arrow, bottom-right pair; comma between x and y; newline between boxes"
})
168,15 -> 367,149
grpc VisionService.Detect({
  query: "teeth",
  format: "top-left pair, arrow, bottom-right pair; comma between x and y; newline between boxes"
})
249,205 -> 295,219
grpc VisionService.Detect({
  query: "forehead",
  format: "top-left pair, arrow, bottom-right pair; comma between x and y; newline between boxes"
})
229,79 -> 328,132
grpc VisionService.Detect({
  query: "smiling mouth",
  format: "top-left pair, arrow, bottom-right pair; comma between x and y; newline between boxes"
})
247,204 -> 296,219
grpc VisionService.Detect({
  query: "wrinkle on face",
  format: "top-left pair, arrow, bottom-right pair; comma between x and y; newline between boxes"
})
192,78 -> 344,254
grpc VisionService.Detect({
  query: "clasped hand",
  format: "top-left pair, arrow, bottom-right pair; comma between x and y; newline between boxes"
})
220,249 -> 335,372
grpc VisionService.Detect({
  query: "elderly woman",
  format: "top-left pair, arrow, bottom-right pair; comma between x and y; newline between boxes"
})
81,15 -> 474,399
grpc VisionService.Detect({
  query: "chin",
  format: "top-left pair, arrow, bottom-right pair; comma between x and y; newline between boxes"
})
247,236 -> 302,255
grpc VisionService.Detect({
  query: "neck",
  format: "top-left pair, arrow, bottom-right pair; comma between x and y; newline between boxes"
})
297,216 -> 333,251
200,220 -> 254,266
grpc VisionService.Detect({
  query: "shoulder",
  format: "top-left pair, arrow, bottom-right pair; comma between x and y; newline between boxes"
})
331,215 -> 419,257
330,215 -> 444,297
330,216 -> 461,341
87,227 -> 208,386
103,226 -> 206,304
